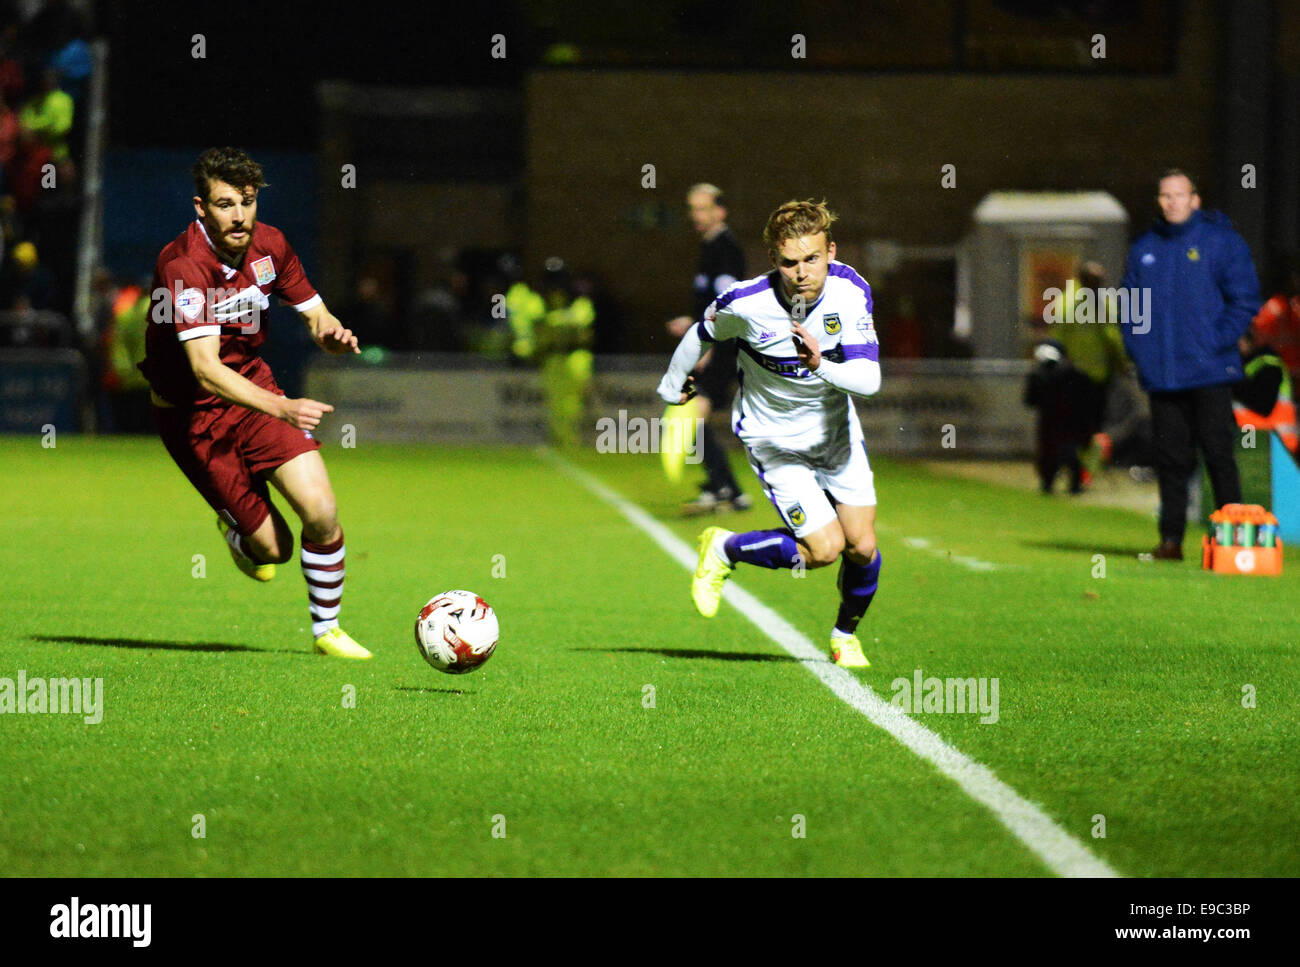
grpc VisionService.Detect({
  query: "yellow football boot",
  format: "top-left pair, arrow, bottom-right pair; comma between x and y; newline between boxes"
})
692,526 -> 735,618
830,633 -> 870,668
313,626 -> 372,660
216,517 -> 275,582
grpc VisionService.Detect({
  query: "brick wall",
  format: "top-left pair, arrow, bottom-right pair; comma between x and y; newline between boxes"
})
525,1 -> 1219,351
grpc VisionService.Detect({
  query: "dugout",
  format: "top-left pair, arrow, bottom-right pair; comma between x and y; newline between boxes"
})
957,192 -> 1129,359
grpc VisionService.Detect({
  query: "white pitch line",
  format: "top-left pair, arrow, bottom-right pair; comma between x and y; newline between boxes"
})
900,535 -> 1002,572
545,452 -> 1119,878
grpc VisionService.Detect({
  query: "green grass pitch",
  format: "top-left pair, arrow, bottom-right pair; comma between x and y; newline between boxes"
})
1,435 -> 1296,876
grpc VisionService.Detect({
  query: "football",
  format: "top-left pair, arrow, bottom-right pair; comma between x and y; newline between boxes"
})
414,590 -> 499,674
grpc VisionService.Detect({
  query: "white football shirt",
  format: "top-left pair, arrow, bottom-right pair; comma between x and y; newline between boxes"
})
700,262 -> 879,450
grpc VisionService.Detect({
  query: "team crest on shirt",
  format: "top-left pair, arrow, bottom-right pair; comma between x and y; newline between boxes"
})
1187,247 -> 1200,261
787,503 -> 806,527
823,313 -> 842,335
251,255 -> 276,285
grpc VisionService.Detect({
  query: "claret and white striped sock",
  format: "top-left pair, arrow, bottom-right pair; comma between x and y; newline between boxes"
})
301,533 -> 346,638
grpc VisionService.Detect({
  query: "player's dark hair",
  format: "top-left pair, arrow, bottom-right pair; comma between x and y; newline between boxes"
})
192,147 -> 268,201
763,199 -> 837,256
1159,167 -> 1198,194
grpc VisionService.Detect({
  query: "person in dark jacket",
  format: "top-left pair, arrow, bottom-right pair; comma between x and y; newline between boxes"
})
665,183 -> 751,513
1024,339 -> 1096,494
1120,168 -> 1261,560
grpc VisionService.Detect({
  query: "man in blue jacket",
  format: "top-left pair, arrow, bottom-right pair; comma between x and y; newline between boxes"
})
1121,169 -> 1261,560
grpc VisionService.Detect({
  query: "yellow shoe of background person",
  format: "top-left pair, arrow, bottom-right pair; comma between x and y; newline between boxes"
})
216,517 -> 275,582
313,626 -> 372,660
830,633 -> 870,668
692,526 -> 734,618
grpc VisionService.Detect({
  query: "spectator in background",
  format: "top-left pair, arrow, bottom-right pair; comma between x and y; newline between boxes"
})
1251,255 -> 1300,387
537,256 -> 594,448
97,277 -> 151,433
47,32 -> 90,105
1120,168 -> 1261,561
1055,260 -> 1130,478
19,68 -> 72,162
1232,329 -> 1298,458
503,257 -> 544,364
1024,339 -> 1095,494
7,128 -> 51,213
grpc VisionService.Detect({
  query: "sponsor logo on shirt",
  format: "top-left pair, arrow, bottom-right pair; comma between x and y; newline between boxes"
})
154,282 -> 267,334
823,313 -> 842,335
175,288 -> 205,321
251,255 -> 276,285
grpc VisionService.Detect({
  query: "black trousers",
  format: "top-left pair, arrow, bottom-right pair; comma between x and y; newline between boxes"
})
696,341 -> 742,497
1149,384 -> 1242,542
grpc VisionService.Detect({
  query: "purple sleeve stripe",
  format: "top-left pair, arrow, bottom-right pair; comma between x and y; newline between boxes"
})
829,263 -> 873,313
695,319 -> 714,342
842,343 -> 878,362
713,275 -> 772,312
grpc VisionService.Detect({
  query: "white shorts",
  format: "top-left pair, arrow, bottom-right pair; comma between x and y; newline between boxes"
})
743,431 -> 877,537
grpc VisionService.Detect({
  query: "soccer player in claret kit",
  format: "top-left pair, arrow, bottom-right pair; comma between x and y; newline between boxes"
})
658,200 -> 883,667
139,147 -> 371,659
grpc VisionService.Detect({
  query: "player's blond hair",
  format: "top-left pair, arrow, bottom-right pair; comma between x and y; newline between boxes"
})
762,199 -> 837,256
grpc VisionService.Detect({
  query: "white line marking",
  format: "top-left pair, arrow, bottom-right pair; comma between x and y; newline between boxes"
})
546,452 -> 1119,878
902,534 -> 1002,571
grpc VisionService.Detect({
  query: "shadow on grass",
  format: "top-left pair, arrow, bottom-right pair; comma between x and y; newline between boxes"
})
33,634 -> 307,656
1020,539 -> 1152,557
575,646 -> 805,663
393,685 -> 471,695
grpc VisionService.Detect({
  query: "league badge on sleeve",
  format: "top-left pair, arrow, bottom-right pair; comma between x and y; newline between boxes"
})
251,256 -> 276,286
176,287 -> 205,321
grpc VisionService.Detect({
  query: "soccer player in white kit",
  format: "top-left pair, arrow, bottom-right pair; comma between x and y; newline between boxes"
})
657,200 -> 882,667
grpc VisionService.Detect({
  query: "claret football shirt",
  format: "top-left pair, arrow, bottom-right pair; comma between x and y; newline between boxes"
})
140,219 -> 321,407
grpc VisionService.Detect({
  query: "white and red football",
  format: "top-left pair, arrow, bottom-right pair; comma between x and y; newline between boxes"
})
414,590 -> 499,674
